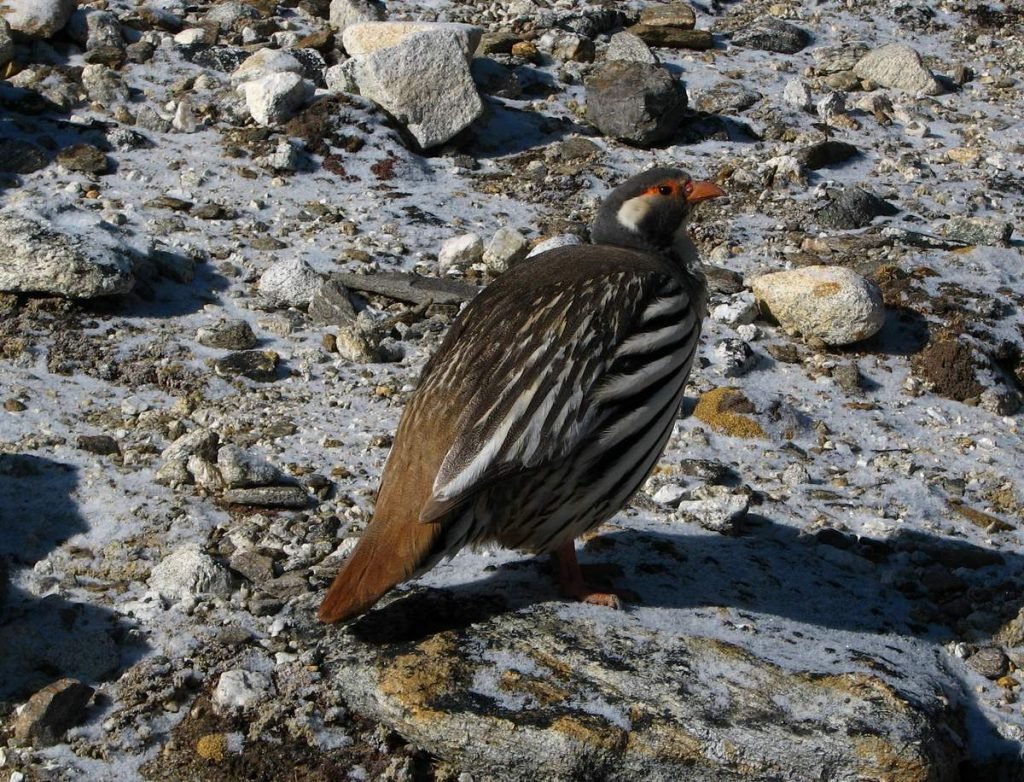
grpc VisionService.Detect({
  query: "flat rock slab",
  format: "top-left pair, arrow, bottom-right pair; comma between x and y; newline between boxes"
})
319,586 -> 963,781
308,508 -> 1016,781
330,271 -> 478,304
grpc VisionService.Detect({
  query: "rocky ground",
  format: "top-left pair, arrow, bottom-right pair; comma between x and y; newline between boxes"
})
1,0 -> 1024,779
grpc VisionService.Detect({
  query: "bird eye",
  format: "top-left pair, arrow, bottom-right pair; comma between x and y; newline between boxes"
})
658,185 -> 673,196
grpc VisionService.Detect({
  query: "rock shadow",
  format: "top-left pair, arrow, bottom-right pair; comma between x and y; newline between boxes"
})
351,516 -> 1023,644
0,454 -> 148,704
469,97 -> 591,159
859,306 -> 931,356
89,257 -> 233,320
0,88 -> 127,192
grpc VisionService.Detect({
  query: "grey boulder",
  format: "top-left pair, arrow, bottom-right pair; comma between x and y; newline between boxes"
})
853,43 -> 943,95
585,60 -> 687,147
344,28 -> 484,148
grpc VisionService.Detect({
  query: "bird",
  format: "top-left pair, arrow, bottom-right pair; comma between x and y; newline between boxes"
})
319,167 -> 725,623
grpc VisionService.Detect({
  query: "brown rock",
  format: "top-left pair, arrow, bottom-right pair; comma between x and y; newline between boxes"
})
911,337 -> 985,403
13,679 -> 95,747
56,144 -> 109,175
296,28 -> 333,51
627,25 -> 713,50
638,3 -> 696,29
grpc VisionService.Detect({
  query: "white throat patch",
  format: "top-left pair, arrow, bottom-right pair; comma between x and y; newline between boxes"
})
616,195 -> 651,232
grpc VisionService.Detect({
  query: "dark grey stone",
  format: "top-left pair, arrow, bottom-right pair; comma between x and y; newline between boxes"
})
732,19 -> 811,54
213,350 -> 279,382
585,60 -> 687,147
309,279 -> 358,327
816,187 -> 898,229
794,140 -> 859,170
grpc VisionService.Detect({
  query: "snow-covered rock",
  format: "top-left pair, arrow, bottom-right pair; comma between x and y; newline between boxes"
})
782,78 -> 812,110
438,233 -> 484,273
231,48 -> 304,85
149,544 -> 233,602
258,256 -> 323,308
0,208 -> 137,298
213,669 -> 273,712
676,484 -> 750,533
483,227 -> 529,274
217,445 -> 285,488
239,71 -> 312,126
2,0 -> 76,38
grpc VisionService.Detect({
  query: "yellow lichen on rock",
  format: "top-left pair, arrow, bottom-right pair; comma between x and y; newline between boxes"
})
379,632 -> 464,719
195,732 -> 228,762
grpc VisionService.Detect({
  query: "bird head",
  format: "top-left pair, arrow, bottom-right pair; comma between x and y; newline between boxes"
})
591,167 -> 725,261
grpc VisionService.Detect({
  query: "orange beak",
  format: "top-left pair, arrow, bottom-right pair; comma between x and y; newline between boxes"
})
685,180 -> 726,204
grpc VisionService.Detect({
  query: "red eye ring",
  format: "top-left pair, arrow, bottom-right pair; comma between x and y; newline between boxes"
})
683,180 -> 694,197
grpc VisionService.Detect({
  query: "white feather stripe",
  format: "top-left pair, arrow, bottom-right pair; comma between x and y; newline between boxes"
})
615,313 -> 696,358
593,337 -> 695,402
432,372 -> 544,502
577,388 -> 685,512
641,293 -> 690,322
595,368 -> 683,447
508,378 -> 558,463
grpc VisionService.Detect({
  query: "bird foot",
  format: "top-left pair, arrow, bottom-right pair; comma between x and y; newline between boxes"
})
563,585 -> 623,610
551,540 -> 633,609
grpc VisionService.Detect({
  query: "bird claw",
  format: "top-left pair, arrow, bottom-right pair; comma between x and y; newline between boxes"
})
552,540 -> 634,609
578,590 -> 623,610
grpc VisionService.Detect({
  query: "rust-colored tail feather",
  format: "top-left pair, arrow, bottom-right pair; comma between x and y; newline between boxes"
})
318,513 -> 441,623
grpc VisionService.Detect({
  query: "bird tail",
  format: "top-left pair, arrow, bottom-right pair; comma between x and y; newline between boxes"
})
318,514 -> 442,624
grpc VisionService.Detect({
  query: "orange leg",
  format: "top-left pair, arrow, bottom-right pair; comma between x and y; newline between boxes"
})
551,539 -> 623,609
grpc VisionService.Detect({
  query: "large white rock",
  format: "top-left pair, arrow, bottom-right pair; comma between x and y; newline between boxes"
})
239,71 -> 311,126
342,21 -> 483,61
853,43 -> 943,95
438,232 -> 483,273
0,208 -> 136,298
483,227 -> 529,274
217,445 -> 284,488
258,256 -> 323,307
231,47 -> 304,84
782,78 -> 812,111
328,0 -> 383,34
346,29 -> 484,148
1,0 -> 76,38
213,669 -> 273,712
750,265 -> 885,346
149,544 -> 233,602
